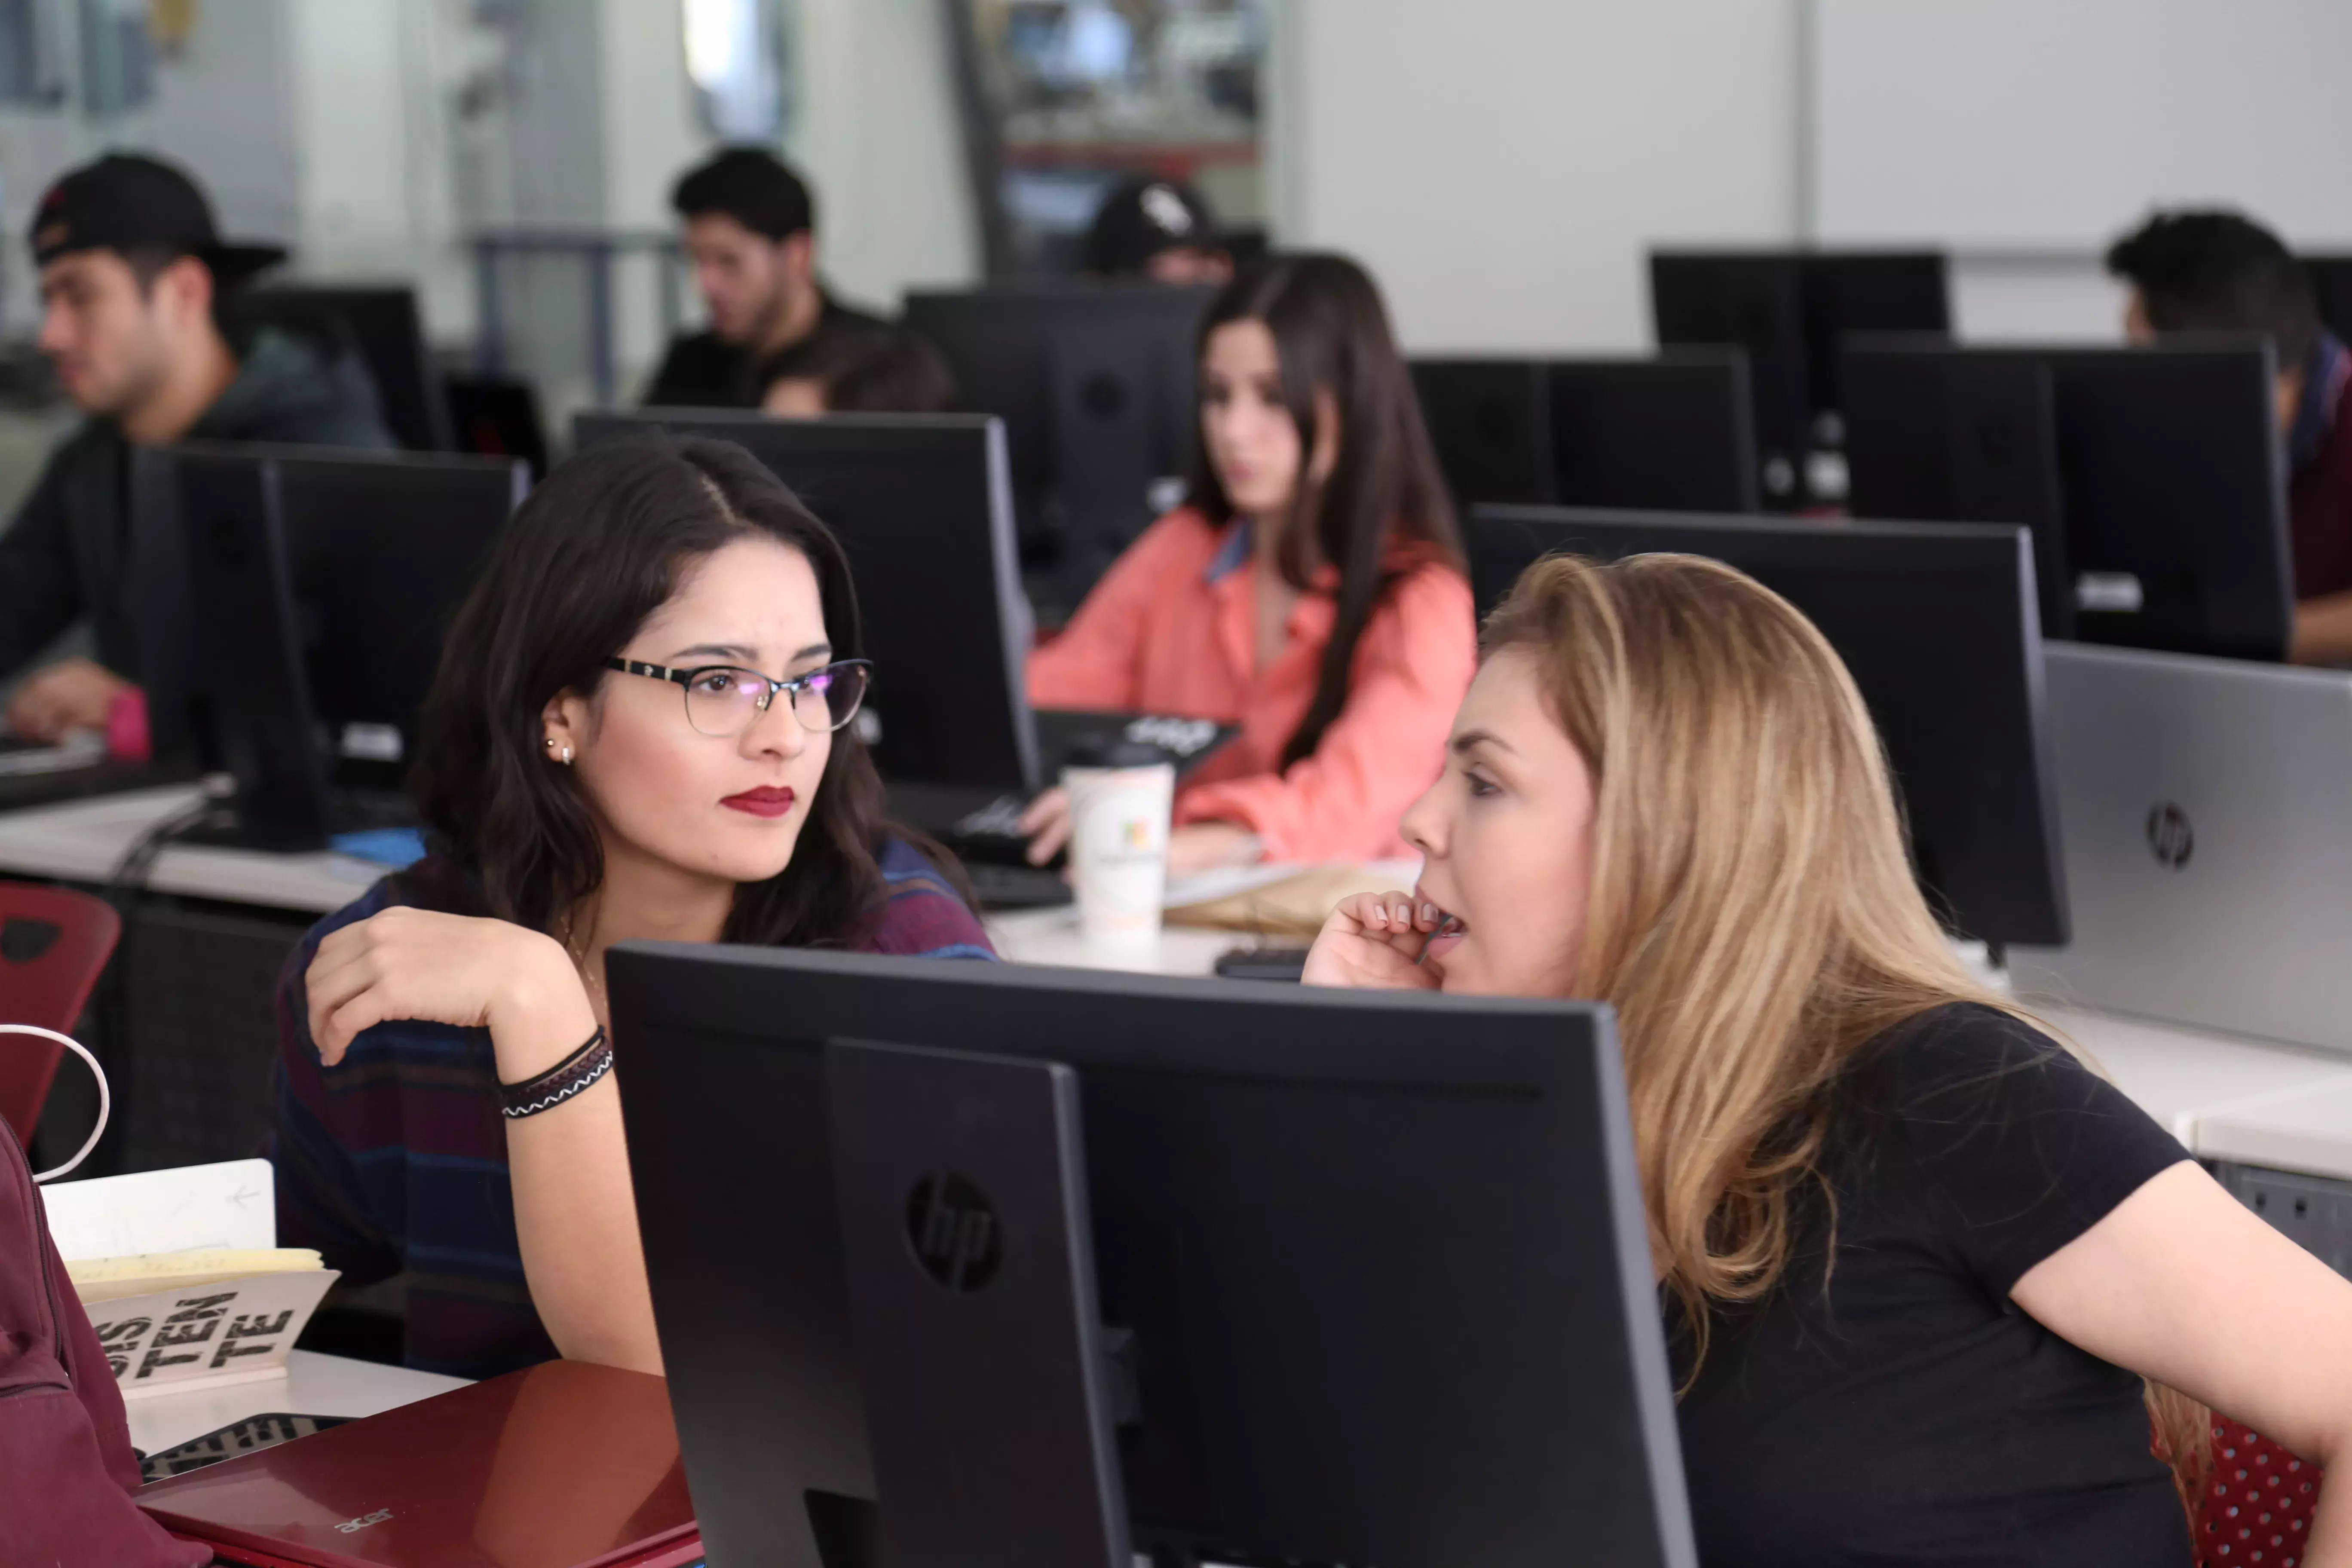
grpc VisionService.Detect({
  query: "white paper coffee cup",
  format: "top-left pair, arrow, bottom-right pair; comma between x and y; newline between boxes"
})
1064,754 -> 1176,947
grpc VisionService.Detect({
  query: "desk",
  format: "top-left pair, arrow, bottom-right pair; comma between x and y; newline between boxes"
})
3,789 -> 2344,1184
2051,1006 -> 2352,1175
986,908 -> 1233,974
126,1350 -> 468,1457
0,783 -> 379,915
986,906 -> 2352,1188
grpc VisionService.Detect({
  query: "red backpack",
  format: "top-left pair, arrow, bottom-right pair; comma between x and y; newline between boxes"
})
0,1109 -> 208,1568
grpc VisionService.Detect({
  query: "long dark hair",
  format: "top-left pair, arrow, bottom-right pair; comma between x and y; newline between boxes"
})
1185,252 -> 1462,767
410,435 -> 907,946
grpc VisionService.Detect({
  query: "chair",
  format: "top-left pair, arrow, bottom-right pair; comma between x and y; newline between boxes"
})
2198,1416 -> 2324,1566
0,883 -> 122,1141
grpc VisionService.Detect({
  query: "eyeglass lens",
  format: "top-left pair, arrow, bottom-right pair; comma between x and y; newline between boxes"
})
683,665 -> 868,738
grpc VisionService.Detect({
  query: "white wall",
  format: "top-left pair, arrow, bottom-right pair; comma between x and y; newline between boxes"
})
787,0 -> 979,308
1270,0 -> 1803,355
1269,0 -> 2329,353
284,0 -> 475,337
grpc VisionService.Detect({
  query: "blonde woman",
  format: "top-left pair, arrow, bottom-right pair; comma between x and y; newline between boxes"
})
1305,552 -> 2352,1567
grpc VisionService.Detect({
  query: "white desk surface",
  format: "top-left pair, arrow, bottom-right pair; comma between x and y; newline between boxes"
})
0,783 -> 380,914
3,785 -> 2346,1179
125,1350 -> 468,1457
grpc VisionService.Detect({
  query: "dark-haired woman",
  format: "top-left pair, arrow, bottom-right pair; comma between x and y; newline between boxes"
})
267,438 -> 992,1380
1021,253 -> 1475,873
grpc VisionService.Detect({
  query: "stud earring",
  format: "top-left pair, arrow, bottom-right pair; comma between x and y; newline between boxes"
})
561,746 -> 574,765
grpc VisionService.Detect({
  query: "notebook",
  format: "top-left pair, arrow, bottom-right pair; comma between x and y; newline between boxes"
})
136,1360 -> 701,1568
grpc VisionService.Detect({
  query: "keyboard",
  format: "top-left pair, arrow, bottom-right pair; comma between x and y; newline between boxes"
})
965,861 -> 1073,910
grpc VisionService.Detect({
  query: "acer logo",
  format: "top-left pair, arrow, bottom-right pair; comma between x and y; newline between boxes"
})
335,1508 -> 394,1534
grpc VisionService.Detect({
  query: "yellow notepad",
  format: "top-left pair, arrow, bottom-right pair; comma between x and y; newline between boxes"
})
66,1247 -> 325,1304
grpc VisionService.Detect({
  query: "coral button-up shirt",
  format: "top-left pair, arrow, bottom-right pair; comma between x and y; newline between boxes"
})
1028,509 -> 1477,861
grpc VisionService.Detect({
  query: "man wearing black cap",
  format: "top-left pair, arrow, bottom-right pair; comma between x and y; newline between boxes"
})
0,153 -> 393,741
643,146 -> 884,409
1087,176 -> 1234,285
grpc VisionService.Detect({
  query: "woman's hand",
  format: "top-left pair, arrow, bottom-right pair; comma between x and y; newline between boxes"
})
1018,786 -> 1072,865
1302,890 -> 1444,991
305,908 -> 582,1070
1018,793 -> 1255,876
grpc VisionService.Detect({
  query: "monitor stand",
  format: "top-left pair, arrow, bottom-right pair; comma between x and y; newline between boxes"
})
824,1037 -> 1133,1568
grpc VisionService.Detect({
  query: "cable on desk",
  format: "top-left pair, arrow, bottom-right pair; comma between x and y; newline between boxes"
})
104,790 -> 227,912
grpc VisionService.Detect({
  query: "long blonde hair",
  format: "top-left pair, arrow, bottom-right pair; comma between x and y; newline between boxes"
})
1482,553 -> 2208,1500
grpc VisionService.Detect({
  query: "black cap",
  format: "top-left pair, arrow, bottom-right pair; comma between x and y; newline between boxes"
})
1087,176 -> 1223,276
28,152 -> 286,287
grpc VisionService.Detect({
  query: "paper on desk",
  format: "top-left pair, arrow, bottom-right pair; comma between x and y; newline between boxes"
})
1166,860 -> 1427,938
40,1158 -> 276,1262
84,1268 -> 340,1398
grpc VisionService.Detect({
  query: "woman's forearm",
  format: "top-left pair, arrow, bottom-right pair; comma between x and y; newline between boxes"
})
490,957 -> 665,1374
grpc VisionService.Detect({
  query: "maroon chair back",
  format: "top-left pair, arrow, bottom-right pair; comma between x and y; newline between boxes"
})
2198,1415 -> 2324,1566
0,884 -> 122,1141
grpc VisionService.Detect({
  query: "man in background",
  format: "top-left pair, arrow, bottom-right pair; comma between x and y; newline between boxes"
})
0,153 -> 392,740
2107,211 -> 2352,662
1086,175 -> 1234,285
644,146 -> 883,408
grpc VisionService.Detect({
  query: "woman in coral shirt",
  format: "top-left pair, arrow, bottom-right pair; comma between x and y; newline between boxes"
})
1023,252 -> 1476,872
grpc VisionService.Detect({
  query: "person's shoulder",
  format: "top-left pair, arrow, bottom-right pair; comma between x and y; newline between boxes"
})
1127,507 -> 1231,570
819,294 -> 891,334
1383,548 -> 1474,611
658,329 -> 730,365
859,838 -> 997,961
1855,1000 -> 2089,1119
25,419 -> 115,487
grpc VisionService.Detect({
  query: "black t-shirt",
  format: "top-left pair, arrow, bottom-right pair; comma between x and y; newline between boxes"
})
1674,1003 -> 2195,1568
640,293 -> 889,409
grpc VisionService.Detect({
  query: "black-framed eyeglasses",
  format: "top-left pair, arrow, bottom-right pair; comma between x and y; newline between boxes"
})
603,657 -> 873,738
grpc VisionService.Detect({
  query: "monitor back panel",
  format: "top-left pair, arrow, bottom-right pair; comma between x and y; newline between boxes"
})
1468,507 -> 2067,949
610,950 -> 1694,1568
2011,643 -> 2352,1054
573,412 -> 1038,795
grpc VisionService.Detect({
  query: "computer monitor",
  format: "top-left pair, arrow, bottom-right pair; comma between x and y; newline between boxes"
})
232,284 -> 456,453
1649,251 -> 1950,506
130,444 -> 530,784
443,372 -> 549,478
902,284 -> 1214,615
1841,339 -> 2291,662
571,410 -> 1040,799
171,454 -> 336,851
1411,352 -> 1758,514
1468,505 -> 2067,952
609,946 -> 1697,1568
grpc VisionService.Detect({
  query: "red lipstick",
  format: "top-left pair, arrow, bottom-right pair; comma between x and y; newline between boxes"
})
722,786 -> 797,819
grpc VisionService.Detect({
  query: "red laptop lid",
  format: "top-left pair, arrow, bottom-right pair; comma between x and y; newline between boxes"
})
136,1360 -> 698,1568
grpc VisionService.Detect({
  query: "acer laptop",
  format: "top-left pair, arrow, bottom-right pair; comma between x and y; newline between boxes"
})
137,1360 -> 702,1568
2009,642 -> 2352,1054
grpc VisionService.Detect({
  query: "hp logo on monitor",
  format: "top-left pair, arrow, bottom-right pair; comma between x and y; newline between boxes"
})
2146,801 -> 2195,871
904,1173 -> 1001,1292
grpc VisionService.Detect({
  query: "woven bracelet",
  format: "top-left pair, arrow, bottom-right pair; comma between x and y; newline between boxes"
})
499,1026 -> 612,1120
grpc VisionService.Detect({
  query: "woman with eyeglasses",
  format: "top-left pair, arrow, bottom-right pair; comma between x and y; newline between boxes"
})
266,437 -> 992,1380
